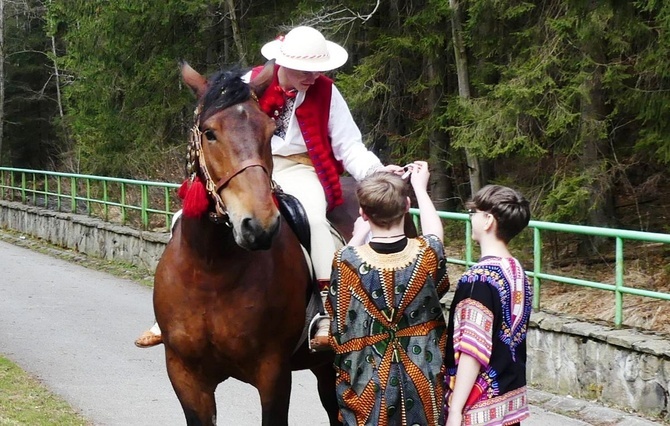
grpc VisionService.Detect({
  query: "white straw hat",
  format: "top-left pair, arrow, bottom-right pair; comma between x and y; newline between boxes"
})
261,26 -> 348,72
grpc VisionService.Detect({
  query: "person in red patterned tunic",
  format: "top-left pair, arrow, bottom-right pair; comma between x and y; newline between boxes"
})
326,162 -> 450,425
443,185 -> 532,426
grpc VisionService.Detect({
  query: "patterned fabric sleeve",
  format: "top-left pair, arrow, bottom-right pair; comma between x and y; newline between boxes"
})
452,279 -> 496,368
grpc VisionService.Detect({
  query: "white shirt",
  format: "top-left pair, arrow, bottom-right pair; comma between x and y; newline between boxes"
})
243,70 -> 382,181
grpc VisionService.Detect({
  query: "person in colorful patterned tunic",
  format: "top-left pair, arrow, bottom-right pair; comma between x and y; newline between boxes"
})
443,185 -> 532,426
326,161 -> 450,425
133,25 -> 402,349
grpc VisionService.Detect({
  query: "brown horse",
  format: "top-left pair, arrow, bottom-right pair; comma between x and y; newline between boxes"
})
153,61 -> 342,425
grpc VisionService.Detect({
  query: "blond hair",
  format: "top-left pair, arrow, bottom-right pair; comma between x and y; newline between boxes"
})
356,172 -> 409,228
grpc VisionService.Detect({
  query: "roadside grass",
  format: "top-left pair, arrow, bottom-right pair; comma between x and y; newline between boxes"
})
0,356 -> 91,425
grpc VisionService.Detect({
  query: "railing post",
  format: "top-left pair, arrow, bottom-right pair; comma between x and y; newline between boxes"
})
57,177 -> 62,211
465,220 -> 473,266
21,173 -> 26,203
615,236 -> 624,327
164,187 -> 170,229
103,181 -> 108,220
43,174 -> 48,208
10,171 -> 15,201
121,183 -> 127,224
141,185 -> 149,229
71,177 -> 76,213
533,227 -> 542,311
86,179 -> 91,214
32,174 -> 36,205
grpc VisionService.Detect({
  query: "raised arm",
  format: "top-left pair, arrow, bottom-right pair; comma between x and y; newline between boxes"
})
408,161 -> 443,242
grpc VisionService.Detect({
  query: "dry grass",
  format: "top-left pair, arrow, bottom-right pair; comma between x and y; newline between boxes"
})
443,234 -> 670,335
539,255 -> 670,334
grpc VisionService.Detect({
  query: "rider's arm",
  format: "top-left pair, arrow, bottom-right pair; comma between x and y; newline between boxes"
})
328,85 -> 384,180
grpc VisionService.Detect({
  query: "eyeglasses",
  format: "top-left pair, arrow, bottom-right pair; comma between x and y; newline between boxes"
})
467,208 -> 491,218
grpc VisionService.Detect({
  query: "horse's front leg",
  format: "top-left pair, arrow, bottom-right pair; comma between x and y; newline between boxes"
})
165,348 -> 219,426
255,355 -> 293,426
311,362 -> 342,426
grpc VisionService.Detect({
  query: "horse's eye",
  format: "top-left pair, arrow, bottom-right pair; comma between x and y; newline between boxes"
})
204,130 -> 216,141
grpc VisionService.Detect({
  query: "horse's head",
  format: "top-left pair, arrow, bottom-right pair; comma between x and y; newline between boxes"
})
181,61 -> 279,250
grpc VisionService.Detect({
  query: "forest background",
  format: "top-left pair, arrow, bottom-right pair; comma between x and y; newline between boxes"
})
2,0 -> 670,237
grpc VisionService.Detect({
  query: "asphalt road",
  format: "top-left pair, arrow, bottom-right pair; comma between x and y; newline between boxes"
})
0,239 -> 590,425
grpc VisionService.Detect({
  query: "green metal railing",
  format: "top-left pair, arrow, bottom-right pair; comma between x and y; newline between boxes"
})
410,208 -> 670,327
0,167 -> 180,230
1,167 -> 668,327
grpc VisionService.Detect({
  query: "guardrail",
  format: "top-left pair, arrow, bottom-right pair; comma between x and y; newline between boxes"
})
0,167 -> 180,230
410,208 -> 670,327
1,167 -> 668,327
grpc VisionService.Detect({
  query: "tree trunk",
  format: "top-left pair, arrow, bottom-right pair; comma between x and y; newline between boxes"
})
384,0 -> 403,146
449,0 -> 483,195
224,0 -> 246,66
425,55 -> 454,212
50,35 -> 63,119
0,0 -> 4,165
577,1 -> 615,255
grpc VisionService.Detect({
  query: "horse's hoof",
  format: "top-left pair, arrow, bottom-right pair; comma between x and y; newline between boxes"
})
134,330 -> 163,348
309,336 -> 332,353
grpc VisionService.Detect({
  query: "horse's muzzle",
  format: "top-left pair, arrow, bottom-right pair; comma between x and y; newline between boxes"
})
234,215 -> 280,250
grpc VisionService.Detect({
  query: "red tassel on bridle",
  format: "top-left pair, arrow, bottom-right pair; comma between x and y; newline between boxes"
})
179,176 -> 210,218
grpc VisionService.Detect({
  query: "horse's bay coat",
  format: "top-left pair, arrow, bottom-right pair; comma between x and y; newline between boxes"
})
153,62 -> 341,426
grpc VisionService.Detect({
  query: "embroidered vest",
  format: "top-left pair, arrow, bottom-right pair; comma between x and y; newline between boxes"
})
252,65 -> 344,210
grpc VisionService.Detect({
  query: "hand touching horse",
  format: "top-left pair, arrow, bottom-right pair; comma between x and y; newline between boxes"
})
152,61 -> 340,426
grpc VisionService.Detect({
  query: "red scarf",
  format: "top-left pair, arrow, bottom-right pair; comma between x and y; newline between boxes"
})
252,65 -> 344,210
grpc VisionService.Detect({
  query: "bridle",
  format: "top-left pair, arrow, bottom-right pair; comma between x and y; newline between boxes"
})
186,94 -> 273,226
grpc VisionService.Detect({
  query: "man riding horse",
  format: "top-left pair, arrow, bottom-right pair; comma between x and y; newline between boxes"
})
135,26 -> 402,350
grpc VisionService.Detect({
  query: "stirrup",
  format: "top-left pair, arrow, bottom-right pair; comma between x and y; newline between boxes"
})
308,313 -> 330,352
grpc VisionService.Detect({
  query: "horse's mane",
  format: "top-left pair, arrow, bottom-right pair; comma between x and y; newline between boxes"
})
200,68 -> 251,122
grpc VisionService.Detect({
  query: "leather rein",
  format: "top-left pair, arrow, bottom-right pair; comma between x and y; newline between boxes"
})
187,94 -> 274,226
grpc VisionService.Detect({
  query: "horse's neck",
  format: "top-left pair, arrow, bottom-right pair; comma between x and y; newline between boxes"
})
178,216 -> 238,258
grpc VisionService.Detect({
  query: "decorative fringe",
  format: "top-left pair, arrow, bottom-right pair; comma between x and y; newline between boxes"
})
177,180 -> 189,200
179,177 -> 209,218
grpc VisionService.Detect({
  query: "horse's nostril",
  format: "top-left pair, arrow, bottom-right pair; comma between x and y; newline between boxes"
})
239,216 -> 280,250
241,217 -> 253,231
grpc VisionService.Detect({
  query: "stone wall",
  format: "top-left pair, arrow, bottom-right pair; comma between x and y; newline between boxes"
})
0,200 -> 168,271
527,312 -> 670,420
1,199 -> 668,421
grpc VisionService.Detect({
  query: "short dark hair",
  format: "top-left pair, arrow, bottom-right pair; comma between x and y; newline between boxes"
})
467,185 -> 530,243
356,172 -> 409,228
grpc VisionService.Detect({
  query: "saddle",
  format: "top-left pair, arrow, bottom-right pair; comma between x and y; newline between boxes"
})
274,189 -> 313,253
274,180 -> 361,253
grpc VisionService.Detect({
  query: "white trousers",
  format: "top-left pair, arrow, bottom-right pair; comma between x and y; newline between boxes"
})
273,156 -> 336,281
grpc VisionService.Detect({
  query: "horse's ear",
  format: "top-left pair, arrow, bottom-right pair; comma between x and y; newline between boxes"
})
181,61 -> 208,98
248,59 -> 275,98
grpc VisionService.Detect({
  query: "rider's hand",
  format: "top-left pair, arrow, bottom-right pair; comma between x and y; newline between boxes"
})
378,164 -> 404,175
